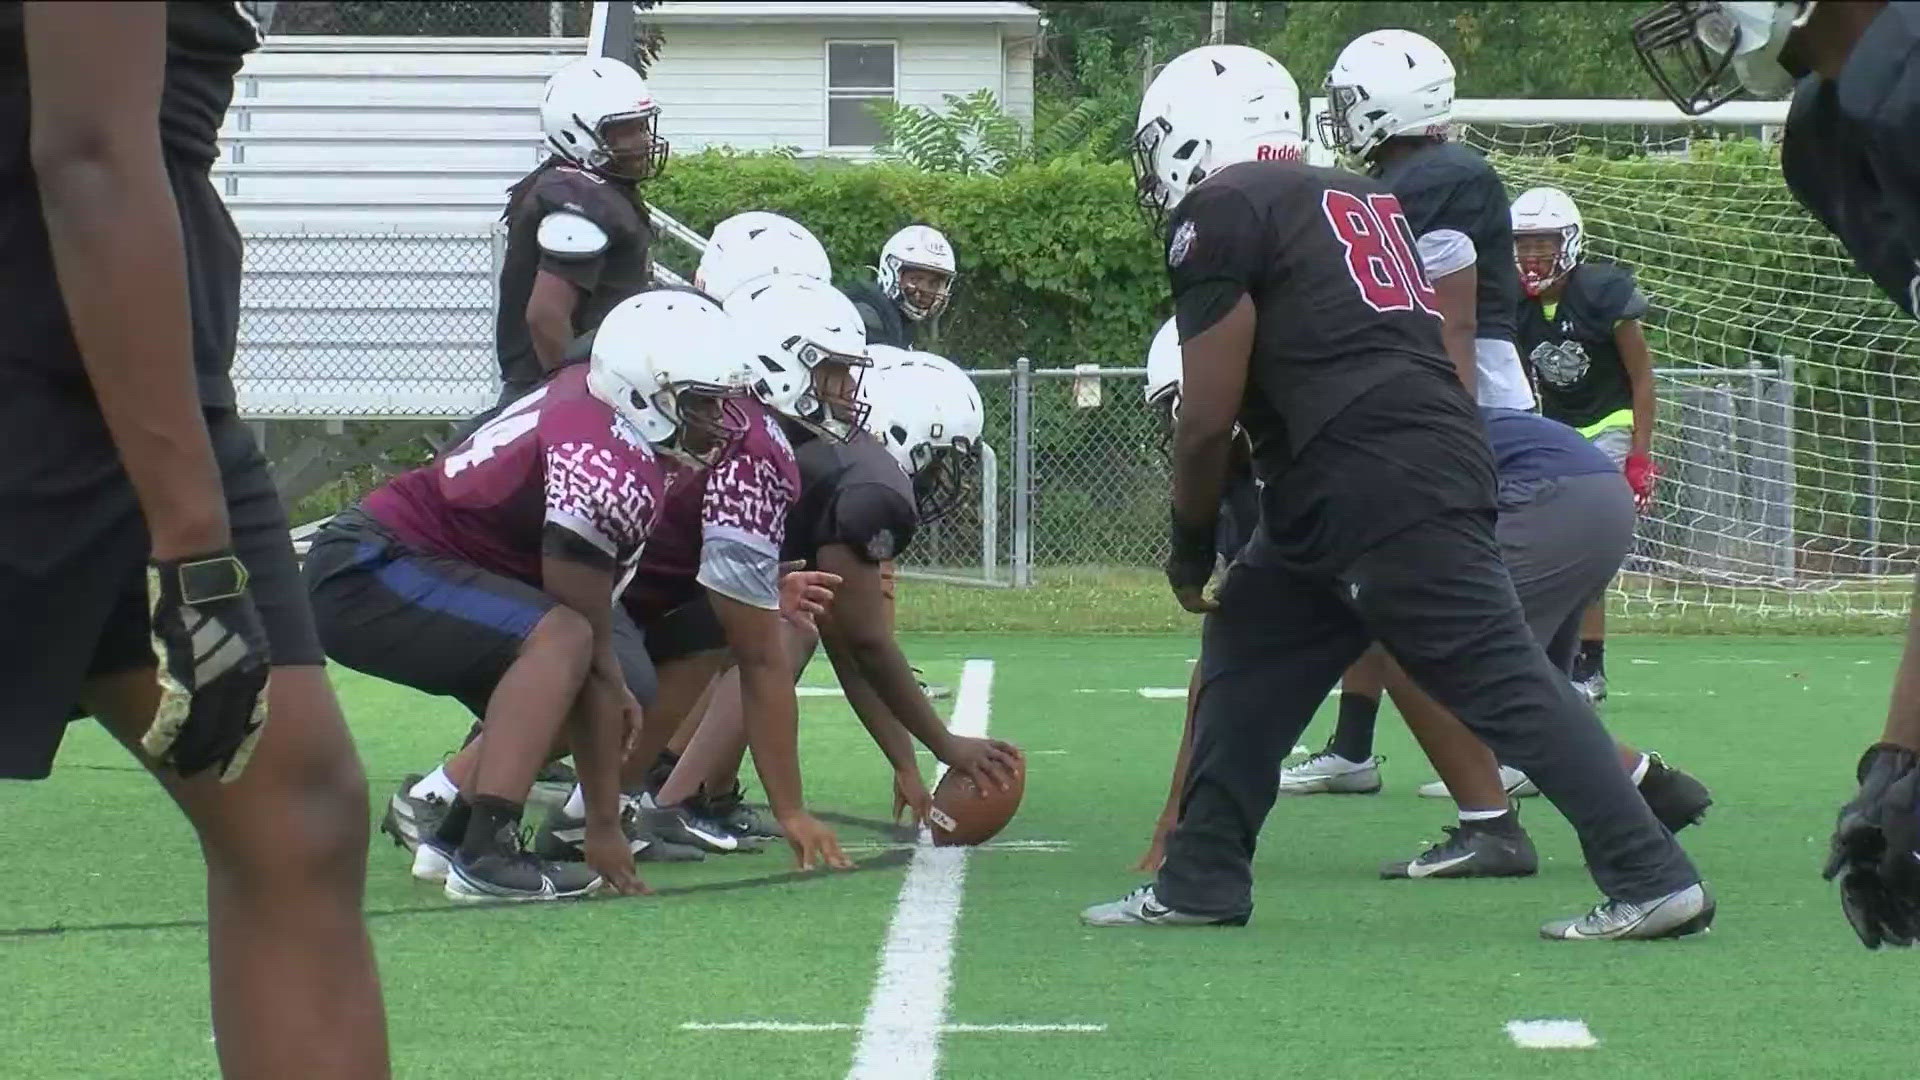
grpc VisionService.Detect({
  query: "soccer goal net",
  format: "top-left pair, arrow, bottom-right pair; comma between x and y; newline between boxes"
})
1424,99 -> 1920,626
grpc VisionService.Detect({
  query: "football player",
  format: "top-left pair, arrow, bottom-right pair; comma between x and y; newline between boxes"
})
842,224 -> 958,349
3,4 -> 389,1071
453,56 -> 666,441
695,210 -> 834,302
1083,44 -> 1711,940
645,347 -> 1022,834
1631,0 -> 1920,949
1512,185 -> 1659,703
304,292 -> 747,902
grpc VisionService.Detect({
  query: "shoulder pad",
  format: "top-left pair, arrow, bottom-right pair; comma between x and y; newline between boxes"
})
1569,262 -> 1648,325
538,211 -> 610,260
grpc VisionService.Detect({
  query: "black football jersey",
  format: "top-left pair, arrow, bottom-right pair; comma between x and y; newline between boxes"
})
1375,140 -> 1522,346
781,422 -> 918,565
1518,262 -> 1649,430
0,1 -> 268,407
1165,159 -> 1456,470
1781,1 -> 1920,321
495,161 -> 653,388
842,277 -> 915,350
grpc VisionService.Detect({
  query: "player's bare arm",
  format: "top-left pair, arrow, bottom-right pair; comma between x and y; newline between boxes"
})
527,269 -> 583,373
1167,295 -> 1255,613
816,542 -> 1020,791
709,590 -> 853,870
26,4 -> 228,561
1430,266 -> 1479,396
540,534 -> 644,894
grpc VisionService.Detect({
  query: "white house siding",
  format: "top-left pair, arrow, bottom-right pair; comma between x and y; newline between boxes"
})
1001,28 -> 1037,127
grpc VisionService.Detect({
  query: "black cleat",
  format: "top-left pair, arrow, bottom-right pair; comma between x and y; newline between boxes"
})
693,782 -> 784,841
444,825 -> 601,904
1381,813 -> 1539,880
1639,752 -> 1712,833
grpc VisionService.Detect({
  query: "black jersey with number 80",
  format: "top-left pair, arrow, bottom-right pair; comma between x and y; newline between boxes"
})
1164,159 -> 1458,462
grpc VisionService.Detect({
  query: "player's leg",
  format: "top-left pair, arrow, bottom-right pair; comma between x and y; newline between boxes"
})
1354,509 -> 1709,940
1279,648 -> 1385,794
1085,560 -> 1370,926
1573,426 -> 1634,702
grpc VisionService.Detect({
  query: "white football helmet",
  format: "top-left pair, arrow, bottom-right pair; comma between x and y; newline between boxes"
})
863,348 -> 983,522
724,274 -> 872,440
695,212 -> 833,303
541,56 -> 668,181
588,289 -> 757,467
877,225 -> 958,321
1131,45 -> 1304,220
1318,29 -> 1456,157
1630,2 -> 1816,115
1144,316 -> 1182,414
1510,187 -> 1585,298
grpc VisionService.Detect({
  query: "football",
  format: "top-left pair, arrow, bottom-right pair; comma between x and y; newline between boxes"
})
928,757 -> 1026,847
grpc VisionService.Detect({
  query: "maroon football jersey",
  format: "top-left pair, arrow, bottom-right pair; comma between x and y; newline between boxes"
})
365,365 -> 663,583
623,398 -> 799,615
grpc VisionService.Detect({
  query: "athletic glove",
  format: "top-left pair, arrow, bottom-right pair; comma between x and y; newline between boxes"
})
1822,742 -> 1920,949
143,550 -> 271,783
1165,510 -> 1219,603
1624,452 -> 1659,511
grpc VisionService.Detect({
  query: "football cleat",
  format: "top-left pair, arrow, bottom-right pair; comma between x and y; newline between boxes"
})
1638,752 -> 1713,833
1381,815 -> 1539,880
532,801 -> 705,863
1573,671 -> 1609,705
411,836 -> 456,884
1080,884 -> 1249,928
913,666 -> 953,701
1417,765 -> 1539,800
1278,751 -> 1383,795
444,826 -> 602,904
638,791 -> 742,853
1540,882 -> 1715,941
380,775 -> 451,853
530,758 -> 578,808
694,782 -> 784,840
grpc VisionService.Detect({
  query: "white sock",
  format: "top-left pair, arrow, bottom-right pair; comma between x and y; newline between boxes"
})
410,766 -> 459,803
563,783 -> 587,819
1628,753 -> 1652,787
1459,807 -> 1509,823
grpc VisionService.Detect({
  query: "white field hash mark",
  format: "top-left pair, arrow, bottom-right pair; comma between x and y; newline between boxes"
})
846,659 -> 994,1080
683,1022 -> 1106,1034
1505,1019 -> 1598,1049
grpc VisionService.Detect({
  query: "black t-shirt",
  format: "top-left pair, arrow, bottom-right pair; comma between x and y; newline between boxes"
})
841,277 -> 916,350
1781,1 -> 1920,321
0,1 -> 266,407
1518,262 -> 1649,430
1376,140 -> 1522,346
781,421 -> 918,565
1166,160 -> 1492,573
495,160 -> 653,388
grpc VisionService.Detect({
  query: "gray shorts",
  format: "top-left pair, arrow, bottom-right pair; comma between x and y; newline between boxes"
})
1496,471 -> 1635,673
1588,426 -> 1632,467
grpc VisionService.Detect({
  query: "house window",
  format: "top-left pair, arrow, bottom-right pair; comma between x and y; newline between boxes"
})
827,40 -> 896,149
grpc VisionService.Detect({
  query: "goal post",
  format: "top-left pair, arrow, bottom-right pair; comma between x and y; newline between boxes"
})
1306,97 -> 1919,626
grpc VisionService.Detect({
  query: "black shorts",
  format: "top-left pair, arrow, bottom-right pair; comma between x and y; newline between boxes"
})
623,569 -> 728,664
0,380 -> 323,780
305,509 -> 562,719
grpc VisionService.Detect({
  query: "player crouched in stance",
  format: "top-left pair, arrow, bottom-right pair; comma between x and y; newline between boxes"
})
1632,0 -> 1920,949
1082,44 -> 1712,940
305,291 -> 749,902
601,274 -> 863,870
842,224 -> 959,350
644,345 -> 1023,833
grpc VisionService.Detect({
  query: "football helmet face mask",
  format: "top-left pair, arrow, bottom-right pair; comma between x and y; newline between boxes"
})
588,289 -> 756,468
1631,1 -> 1816,116
541,57 -> 670,182
863,349 -> 983,523
1144,316 -> 1183,449
1510,186 -> 1585,298
878,225 -> 958,321
1317,29 -> 1457,158
1131,45 -> 1305,227
724,275 -> 873,441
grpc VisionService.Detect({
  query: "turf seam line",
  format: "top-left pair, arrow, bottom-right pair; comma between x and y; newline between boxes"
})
846,658 -> 993,1080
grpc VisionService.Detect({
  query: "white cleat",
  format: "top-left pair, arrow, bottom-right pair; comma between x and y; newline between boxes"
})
1418,765 -> 1539,799
1278,752 -> 1382,795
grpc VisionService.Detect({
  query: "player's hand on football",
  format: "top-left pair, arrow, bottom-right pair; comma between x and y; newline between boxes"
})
584,815 -> 650,897
938,734 -> 1024,793
776,560 -> 841,630
1822,743 -> 1920,949
893,767 -> 934,827
1134,815 -> 1175,873
778,809 -> 854,871
1624,452 -> 1660,512
142,550 -> 272,783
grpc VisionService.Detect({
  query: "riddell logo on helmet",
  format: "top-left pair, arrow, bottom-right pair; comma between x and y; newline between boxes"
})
1255,144 -> 1302,162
